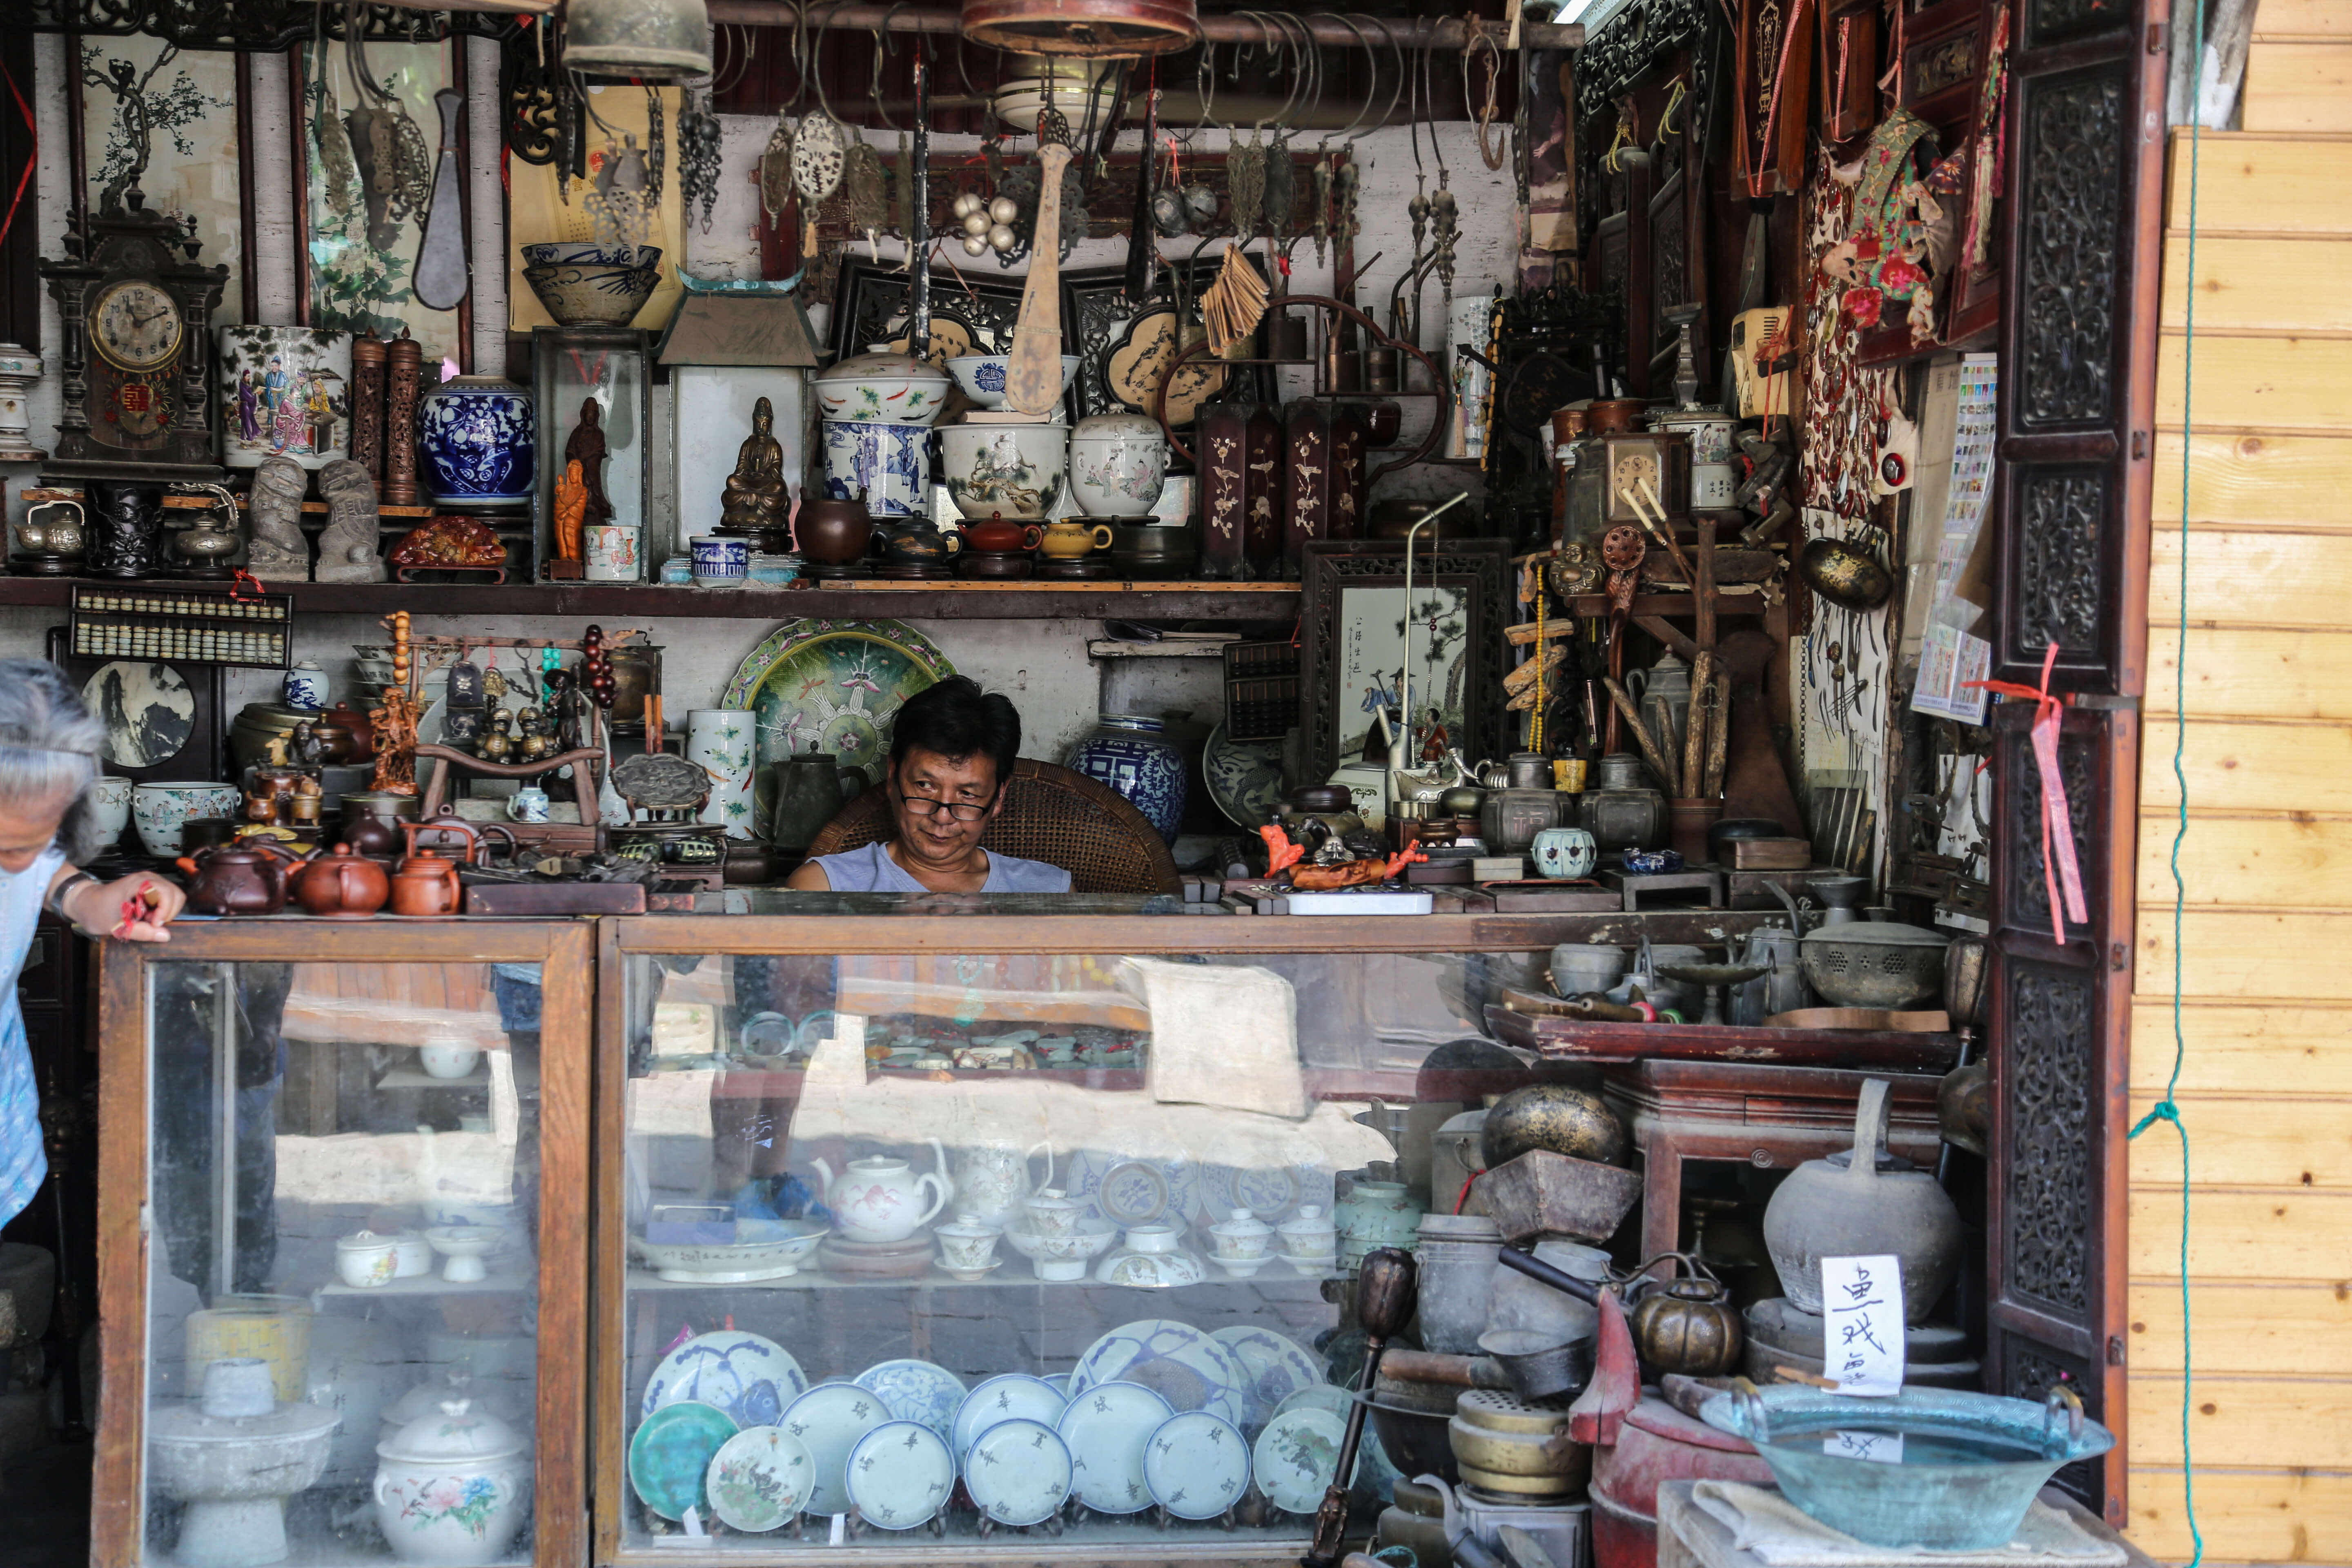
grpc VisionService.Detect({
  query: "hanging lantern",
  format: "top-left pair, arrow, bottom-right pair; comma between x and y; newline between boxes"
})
564,0 -> 713,82
960,0 -> 1200,58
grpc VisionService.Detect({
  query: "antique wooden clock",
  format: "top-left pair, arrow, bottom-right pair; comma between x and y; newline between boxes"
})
39,192 -> 228,482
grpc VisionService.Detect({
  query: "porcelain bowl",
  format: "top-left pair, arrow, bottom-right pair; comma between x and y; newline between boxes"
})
946,354 -> 1081,410
937,420 -> 1068,521
1005,1218 -> 1118,1280
521,261 -> 661,327
629,1220 -> 826,1282
814,349 -> 954,425
133,782 -> 243,857
520,241 -> 661,270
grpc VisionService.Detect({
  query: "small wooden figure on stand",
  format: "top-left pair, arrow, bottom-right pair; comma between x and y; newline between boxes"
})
547,399 -> 611,580
370,610 -> 420,794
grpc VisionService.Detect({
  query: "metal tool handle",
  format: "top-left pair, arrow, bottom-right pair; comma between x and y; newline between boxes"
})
2043,1383 -> 2085,1452
1495,1245 -> 1603,1305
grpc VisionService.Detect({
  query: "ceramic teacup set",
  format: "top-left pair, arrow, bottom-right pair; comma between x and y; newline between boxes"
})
336,1224 -> 503,1287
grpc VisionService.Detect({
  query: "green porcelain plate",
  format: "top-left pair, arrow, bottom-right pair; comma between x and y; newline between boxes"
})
720,619 -> 958,827
628,1399 -> 740,1521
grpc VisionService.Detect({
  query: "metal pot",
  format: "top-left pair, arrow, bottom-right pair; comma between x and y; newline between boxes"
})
1761,1078 -> 1964,1323
1481,1083 -> 1628,1169
1481,787 -> 1563,856
1799,920 -> 1949,1010
1578,753 -> 1664,852
1628,1255 -> 1745,1376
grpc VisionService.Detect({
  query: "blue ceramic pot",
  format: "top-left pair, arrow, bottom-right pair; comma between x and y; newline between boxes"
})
1064,714 -> 1188,842
820,419 -> 932,518
416,375 -> 536,507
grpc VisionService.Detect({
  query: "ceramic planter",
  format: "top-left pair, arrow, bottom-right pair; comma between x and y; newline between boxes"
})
1062,713 -> 1187,841
416,376 -> 535,508
820,419 -> 933,519
219,326 -> 353,471
938,419 -> 1068,522
373,1399 -> 533,1566
1069,413 -> 1169,517
687,708 -> 757,839
1531,826 -> 1597,880
814,348 -> 953,425
133,782 -> 243,858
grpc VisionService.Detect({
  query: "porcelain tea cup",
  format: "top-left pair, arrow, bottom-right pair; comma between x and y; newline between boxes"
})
1021,1186 -> 1086,1238
933,1214 -> 1004,1275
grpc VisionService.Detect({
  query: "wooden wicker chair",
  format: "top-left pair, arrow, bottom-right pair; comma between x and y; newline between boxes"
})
802,759 -> 1182,895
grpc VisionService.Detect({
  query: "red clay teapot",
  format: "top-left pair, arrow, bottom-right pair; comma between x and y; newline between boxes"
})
960,514 -> 1042,554
389,845 -> 463,917
290,843 -> 390,919
177,839 -> 303,916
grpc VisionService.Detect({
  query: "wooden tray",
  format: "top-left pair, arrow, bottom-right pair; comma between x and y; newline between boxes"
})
1486,994 -> 1962,1072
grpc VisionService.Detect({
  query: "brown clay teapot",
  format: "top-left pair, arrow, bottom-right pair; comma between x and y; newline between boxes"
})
961,514 -> 1042,554
339,792 -> 414,858
793,495 -> 875,567
390,846 -> 463,917
176,840 -> 302,916
1627,1253 -> 1744,1376
290,843 -> 390,919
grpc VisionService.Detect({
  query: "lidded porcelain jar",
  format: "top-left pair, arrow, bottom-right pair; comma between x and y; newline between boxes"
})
1068,411 -> 1169,518
1095,1223 -> 1208,1287
933,1213 -> 1004,1276
812,346 -> 953,425
1277,1203 -> 1338,1264
1207,1208 -> 1275,1276
335,1231 -> 400,1290
1020,1186 -> 1086,1238
1336,1179 -> 1425,1268
373,1398 -> 532,1566
414,376 -> 535,508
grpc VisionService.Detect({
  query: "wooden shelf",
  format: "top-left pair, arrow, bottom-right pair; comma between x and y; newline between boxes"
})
0,576 -> 1302,621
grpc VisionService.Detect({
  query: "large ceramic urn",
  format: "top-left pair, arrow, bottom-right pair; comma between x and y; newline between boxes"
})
1761,1078 -> 1963,1324
372,1398 -> 533,1566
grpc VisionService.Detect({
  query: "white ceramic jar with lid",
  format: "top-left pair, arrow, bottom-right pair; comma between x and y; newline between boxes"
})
373,1398 -> 533,1566
1067,411 -> 1169,519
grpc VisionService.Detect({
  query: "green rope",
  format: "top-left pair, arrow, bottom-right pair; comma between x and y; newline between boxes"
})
2123,12 -> 2204,1564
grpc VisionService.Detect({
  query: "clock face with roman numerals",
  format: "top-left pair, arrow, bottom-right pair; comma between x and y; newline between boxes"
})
91,278 -> 185,374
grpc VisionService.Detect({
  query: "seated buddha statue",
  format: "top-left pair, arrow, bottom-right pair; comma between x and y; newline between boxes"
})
720,396 -> 790,538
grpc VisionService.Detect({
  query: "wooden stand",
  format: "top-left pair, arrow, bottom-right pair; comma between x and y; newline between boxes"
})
416,742 -> 605,857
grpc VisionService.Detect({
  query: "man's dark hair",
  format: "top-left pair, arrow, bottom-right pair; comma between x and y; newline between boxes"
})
889,675 -> 1022,786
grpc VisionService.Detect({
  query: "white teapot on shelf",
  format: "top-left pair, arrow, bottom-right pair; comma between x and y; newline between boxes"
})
810,1140 -> 954,1243
951,1138 -> 1053,1230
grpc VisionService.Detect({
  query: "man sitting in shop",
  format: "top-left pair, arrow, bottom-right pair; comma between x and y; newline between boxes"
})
785,676 -> 1072,893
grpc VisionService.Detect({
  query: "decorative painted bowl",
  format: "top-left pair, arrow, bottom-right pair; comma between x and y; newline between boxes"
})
946,354 -> 1081,410
132,782 -> 242,857
416,376 -> 535,508
519,241 -> 661,269
1004,1218 -> 1119,1282
937,419 -> 1067,522
630,1221 -> 825,1283
521,259 -> 662,327
813,348 -> 952,425
1069,412 -> 1169,518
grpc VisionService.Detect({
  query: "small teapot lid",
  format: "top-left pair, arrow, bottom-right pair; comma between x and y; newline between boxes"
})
377,1397 -> 528,1464
1279,1204 -> 1331,1231
935,1212 -> 1002,1238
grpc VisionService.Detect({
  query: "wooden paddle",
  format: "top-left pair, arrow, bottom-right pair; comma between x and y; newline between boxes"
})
1004,133 -> 1074,416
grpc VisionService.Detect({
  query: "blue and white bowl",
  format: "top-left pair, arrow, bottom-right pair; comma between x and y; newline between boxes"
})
522,256 -> 662,327
520,241 -> 661,269
820,419 -> 933,519
416,375 -> 535,507
946,353 -> 1081,410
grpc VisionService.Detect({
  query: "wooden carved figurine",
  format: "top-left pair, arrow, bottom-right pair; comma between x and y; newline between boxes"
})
554,459 -> 589,563
720,396 -> 790,536
369,611 -> 419,794
564,397 -> 615,528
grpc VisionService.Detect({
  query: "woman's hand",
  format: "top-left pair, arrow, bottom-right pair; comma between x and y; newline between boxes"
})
64,874 -> 186,942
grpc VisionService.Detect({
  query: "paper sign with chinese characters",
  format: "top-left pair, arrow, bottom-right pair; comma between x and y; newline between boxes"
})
1821,1253 -> 1906,1396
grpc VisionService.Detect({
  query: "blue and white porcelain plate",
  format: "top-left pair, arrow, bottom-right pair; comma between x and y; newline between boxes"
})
963,1417 -> 1073,1527
780,1382 -> 893,1517
640,1330 -> 808,1431
1269,1387 -> 1402,1501
1210,1327 -> 1328,1431
704,1425 -> 814,1532
1056,1379 -> 1174,1515
1069,1319 -> 1250,1429
1066,1145 -> 1198,1229
852,1358 -> 967,1446
1203,1158 -> 1336,1227
1202,721 -> 1287,829
952,1373 -> 1068,1461
844,1420 -> 955,1530
1252,1406 -> 1348,1514
1142,1411 -> 1252,1520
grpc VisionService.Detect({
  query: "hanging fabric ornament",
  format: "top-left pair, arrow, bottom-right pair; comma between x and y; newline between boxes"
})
1227,130 -> 1266,244
758,110 -> 795,225
643,87 -> 666,207
679,88 -> 724,233
842,138 -> 889,258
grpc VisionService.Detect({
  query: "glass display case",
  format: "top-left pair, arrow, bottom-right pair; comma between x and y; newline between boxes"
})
95,923 -> 593,1568
594,899 -> 1608,1566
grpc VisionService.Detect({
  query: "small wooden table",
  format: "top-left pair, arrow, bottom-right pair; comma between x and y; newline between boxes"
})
1600,1058 -> 1942,1270
1656,1481 -> 2157,1568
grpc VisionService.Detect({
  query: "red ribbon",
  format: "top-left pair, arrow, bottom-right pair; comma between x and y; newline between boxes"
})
0,62 -> 37,253
1965,642 -> 2089,944
231,568 -> 267,601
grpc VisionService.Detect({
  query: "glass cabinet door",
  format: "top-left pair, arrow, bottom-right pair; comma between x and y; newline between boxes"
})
600,913 -> 1547,1564
100,927 -> 590,1568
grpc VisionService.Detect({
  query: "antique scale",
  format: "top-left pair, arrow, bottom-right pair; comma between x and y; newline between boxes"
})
39,187 -> 229,484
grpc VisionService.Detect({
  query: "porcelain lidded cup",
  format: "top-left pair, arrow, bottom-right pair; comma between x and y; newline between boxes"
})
1020,1185 -> 1085,1238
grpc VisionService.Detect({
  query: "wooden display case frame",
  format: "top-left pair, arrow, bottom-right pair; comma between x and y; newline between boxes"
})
93,920 -> 596,1568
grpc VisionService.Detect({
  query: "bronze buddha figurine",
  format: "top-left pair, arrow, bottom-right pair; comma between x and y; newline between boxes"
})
720,395 -> 791,546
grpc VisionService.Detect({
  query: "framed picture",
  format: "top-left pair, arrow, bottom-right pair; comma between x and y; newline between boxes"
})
46,628 -> 227,786
1298,539 -> 1513,785
78,37 -> 246,327
294,33 -> 468,371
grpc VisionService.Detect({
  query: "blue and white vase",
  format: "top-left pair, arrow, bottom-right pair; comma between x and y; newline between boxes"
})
820,418 -> 932,519
1063,714 -> 1188,842
282,659 -> 328,711
416,375 -> 536,507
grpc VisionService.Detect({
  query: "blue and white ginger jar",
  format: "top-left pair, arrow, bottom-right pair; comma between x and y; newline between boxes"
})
416,375 -> 536,507
1064,713 -> 1188,842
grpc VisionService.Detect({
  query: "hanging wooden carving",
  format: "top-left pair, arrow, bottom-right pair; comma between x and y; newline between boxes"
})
1735,0 -> 1814,196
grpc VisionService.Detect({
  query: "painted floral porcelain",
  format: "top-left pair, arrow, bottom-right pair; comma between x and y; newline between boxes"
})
640,1330 -> 808,1430
931,1214 -> 1004,1278
952,1374 -> 1068,1461
1144,1411 -> 1252,1519
1531,824 -> 1599,880
334,1231 -> 400,1289
814,348 -> 952,425
1019,1185 -> 1086,1238
938,418 -> 1067,521
703,1425 -> 813,1532
1004,1217 -> 1119,1281
1252,1406 -> 1346,1514
374,1398 -> 533,1565
844,1420 -> 955,1529
946,353 -> 1080,410
819,418 -> 933,518
1069,412 -> 1169,519
1336,1180 -> 1425,1267
415,376 -> 535,508
686,708 -> 756,837
851,1359 -> 966,1446
132,782 -> 242,857
951,1138 -> 1052,1229
1056,1379 -> 1174,1515
1096,1223 -> 1209,1287
964,1417 -> 1072,1526
1207,1208 -> 1276,1278
809,1145 -> 953,1244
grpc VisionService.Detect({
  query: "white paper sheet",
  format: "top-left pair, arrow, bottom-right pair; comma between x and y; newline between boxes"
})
1820,1253 -> 1907,1396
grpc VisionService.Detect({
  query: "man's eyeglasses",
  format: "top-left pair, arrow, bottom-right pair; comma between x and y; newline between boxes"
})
895,790 -> 992,822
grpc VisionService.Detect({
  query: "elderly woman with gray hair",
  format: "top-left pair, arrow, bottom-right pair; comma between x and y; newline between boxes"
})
0,660 -> 184,1225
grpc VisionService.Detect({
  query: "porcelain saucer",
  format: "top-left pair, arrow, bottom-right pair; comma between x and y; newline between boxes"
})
952,1373 -> 1068,1461
704,1424 -> 814,1532
1252,1406 -> 1347,1514
640,1329 -> 807,1431
1143,1410 -> 1252,1520
1069,1319 -> 1250,1429
853,1358 -> 967,1445
844,1420 -> 954,1530
963,1417 -> 1073,1527
1055,1379 -> 1174,1514
780,1382 -> 892,1517
1270,1386 -> 1402,1500
1211,1326 -> 1327,1431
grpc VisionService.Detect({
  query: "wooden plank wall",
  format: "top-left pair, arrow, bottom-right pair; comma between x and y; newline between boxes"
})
2132,33 -> 2352,1556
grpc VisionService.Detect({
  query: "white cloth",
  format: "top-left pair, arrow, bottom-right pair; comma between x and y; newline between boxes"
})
1688,1483 -> 2128,1568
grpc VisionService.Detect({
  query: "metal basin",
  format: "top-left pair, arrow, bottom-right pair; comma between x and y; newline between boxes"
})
1698,1383 -> 2115,1550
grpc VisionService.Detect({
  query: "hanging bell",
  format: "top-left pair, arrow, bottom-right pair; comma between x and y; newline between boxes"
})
564,0 -> 713,81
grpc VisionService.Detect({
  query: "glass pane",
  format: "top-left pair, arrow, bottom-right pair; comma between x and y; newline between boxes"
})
617,944 -> 1532,1551
144,960 -> 544,1568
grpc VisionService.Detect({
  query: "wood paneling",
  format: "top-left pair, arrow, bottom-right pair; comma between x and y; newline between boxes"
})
2134,812 -> 2352,905
2127,1093 -> 2352,1189
2152,430 -> 2352,526
2127,1187 -> 2352,1280
2147,628 -> 2352,719
2244,42 -> 2352,133
2155,333 -> 2352,431
2254,0 -> 2352,37
2140,717 -> 2352,815
2165,132 -> 2352,233
2126,1374 -> 2352,1466
2137,906 -> 2352,999
2127,1002 -> 2352,1095
2127,1283 -> 2352,1374
2147,526 -> 2352,629
2161,235 -> 2352,331
2127,1468 -> 2352,1564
